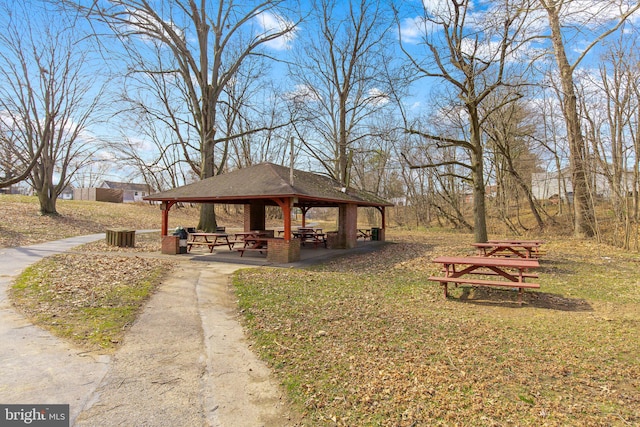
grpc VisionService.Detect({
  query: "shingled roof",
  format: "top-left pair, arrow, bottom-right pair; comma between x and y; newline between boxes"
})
144,162 -> 392,207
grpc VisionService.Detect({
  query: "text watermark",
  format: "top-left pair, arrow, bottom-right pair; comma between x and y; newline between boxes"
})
0,405 -> 69,427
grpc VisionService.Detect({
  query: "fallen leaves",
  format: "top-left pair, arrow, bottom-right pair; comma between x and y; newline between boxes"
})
10,253 -> 175,351
234,232 -> 640,426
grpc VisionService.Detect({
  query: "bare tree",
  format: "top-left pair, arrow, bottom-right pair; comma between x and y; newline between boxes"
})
531,73 -> 574,215
537,0 -> 640,237
396,0 -> 533,242
112,112 -> 194,193
0,122 -> 47,189
61,0 -> 300,231
221,65 -> 292,169
289,0 -> 397,187
0,2 -> 104,214
580,35 -> 639,248
482,94 -> 547,231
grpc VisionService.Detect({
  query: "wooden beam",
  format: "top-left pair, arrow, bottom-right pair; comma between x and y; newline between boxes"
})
160,201 -> 176,236
272,198 -> 292,242
299,206 -> 311,228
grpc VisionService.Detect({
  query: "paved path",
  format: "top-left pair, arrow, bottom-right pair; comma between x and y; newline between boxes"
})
0,236 -> 294,426
0,234 -> 111,423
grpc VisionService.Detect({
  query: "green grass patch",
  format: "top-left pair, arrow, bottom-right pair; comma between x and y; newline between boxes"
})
10,253 -> 174,352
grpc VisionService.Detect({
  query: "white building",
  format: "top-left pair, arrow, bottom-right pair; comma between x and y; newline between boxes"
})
531,166 -> 634,201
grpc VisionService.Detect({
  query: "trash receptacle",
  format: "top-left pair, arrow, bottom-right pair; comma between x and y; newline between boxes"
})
371,227 -> 379,241
173,227 -> 188,254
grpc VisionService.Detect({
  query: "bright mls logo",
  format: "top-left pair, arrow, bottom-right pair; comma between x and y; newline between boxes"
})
0,405 -> 69,426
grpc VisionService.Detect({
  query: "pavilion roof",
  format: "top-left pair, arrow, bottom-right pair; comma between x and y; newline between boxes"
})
144,162 -> 392,208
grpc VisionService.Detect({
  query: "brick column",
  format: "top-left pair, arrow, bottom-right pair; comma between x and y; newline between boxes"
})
244,201 -> 266,231
267,238 -> 301,263
337,203 -> 358,249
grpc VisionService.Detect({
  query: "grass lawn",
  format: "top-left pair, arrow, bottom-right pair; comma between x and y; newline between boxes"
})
234,230 -> 640,426
10,251 -> 174,351
3,196 -> 639,425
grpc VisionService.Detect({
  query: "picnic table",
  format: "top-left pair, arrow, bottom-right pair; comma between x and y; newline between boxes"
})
234,231 -> 269,243
293,228 -> 326,248
471,240 -> 543,259
235,231 -> 269,256
428,256 -> 540,305
186,232 -> 233,252
357,228 -> 371,240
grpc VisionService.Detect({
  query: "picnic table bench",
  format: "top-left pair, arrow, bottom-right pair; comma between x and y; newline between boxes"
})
429,256 -> 540,305
235,232 -> 269,256
186,232 -> 234,252
293,228 -> 326,248
357,228 -> 371,240
236,238 -> 269,256
471,240 -> 544,259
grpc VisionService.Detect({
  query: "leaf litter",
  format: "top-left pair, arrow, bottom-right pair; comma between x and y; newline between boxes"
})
234,232 -> 640,426
11,253 -> 174,351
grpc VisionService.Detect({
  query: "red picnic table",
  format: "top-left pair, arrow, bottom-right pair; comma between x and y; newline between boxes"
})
471,240 -> 543,259
429,256 -> 540,305
186,232 -> 234,252
292,228 -> 326,248
235,231 -> 270,256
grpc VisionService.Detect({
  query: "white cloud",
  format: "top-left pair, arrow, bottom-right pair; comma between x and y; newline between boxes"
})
560,0 -> 630,25
255,11 -> 297,51
285,84 -> 321,104
423,0 -> 461,16
399,17 -> 428,44
368,88 -> 389,106
400,1 -> 477,43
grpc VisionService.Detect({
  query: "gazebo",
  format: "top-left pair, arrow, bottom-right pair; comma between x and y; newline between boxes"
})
144,162 -> 393,263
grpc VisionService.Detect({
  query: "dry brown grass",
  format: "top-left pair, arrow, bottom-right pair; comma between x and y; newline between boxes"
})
4,194 -> 640,425
0,194 -> 238,248
234,230 -> 640,426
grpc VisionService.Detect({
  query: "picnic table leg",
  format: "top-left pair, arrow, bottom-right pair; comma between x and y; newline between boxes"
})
443,263 -> 452,298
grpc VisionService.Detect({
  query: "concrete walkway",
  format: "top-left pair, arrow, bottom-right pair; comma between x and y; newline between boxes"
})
0,235 -> 294,426
0,234 -> 111,423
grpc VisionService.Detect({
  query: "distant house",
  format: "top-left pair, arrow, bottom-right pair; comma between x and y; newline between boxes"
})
74,181 -> 151,203
99,181 -> 151,203
0,183 -> 31,195
531,168 -> 573,201
58,185 -> 74,200
389,196 -> 407,207
532,166 -> 634,201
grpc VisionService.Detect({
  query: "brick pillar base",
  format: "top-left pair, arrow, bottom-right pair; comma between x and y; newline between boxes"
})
161,236 -> 179,254
337,204 -> 358,249
267,238 -> 300,263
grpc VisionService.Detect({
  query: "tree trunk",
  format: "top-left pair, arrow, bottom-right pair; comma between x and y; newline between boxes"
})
472,156 -> 488,242
470,107 -> 488,242
544,2 -> 595,237
198,135 -> 218,232
198,203 -> 216,232
37,181 -> 58,215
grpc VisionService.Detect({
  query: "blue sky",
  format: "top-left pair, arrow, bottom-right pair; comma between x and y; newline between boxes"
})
1,0 -> 638,185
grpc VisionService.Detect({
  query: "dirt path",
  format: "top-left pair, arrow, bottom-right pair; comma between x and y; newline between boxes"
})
75,261 -> 296,426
